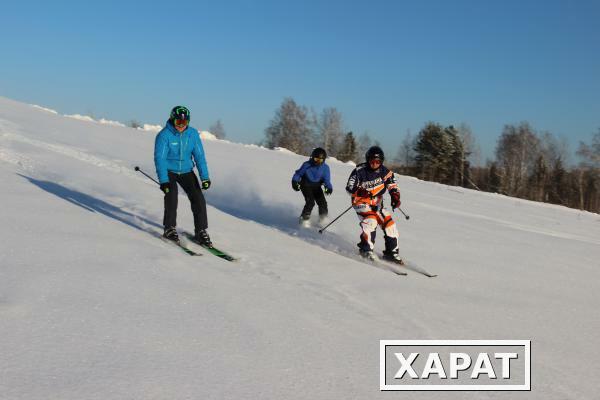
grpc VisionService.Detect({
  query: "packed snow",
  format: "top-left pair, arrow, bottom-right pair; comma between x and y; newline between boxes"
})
1,96 -> 599,399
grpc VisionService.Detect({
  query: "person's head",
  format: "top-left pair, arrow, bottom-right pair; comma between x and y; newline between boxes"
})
365,146 -> 384,170
170,105 -> 190,132
310,147 -> 327,165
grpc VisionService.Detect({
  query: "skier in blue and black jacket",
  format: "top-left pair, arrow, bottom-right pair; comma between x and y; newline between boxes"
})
291,147 -> 333,224
154,106 -> 212,246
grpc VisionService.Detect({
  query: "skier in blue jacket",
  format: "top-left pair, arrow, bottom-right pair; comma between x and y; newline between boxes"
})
291,147 -> 333,224
154,106 -> 212,246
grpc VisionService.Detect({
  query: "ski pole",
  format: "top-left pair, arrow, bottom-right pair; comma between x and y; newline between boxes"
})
398,207 -> 410,220
134,166 -> 160,185
318,204 -> 354,234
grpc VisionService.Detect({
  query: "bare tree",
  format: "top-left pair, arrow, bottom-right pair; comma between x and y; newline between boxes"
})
395,129 -> 415,166
577,129 -> 600,167
264,97 -> 314,154
318,107 -> 344,157
495,122 -> 541,196
457,123 -> 481,166
357,132 -> 373,162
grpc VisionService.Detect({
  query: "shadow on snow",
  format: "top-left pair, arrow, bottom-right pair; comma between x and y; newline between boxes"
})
19,174 -> 162,236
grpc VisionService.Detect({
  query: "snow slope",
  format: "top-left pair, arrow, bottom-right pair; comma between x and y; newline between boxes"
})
1,96 -> 599,399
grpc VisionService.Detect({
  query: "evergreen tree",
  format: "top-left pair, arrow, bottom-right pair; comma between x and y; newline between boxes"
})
209,119 -> 226,139
414,122 -> 461,183
337,132 -> 358,162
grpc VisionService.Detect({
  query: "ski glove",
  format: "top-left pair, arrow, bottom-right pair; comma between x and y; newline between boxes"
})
390,191 -> 401,209
323,186 -> 333,195
160,183 -> 170,194
292,180 -> 301,191
201,179 -> 211,190
355,187 -> 371,198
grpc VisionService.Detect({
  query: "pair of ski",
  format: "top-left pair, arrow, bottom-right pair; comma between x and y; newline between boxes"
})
361,253 -> 437,277
161,232 -> 236,262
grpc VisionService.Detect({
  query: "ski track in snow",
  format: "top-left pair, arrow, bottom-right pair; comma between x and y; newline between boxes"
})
0,130 -> 423,334
2,98 -> 600,399
417,198 -> 600,245
0,128 -> 435,278
1,131 -> 134,177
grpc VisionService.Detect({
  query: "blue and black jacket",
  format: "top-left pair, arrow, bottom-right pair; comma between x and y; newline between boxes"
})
292,159 -> 333,191
154,121 -> 209,184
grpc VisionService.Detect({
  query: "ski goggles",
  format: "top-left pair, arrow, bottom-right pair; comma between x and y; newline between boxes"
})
174,119 -> 189,128
313,156 -> 325,164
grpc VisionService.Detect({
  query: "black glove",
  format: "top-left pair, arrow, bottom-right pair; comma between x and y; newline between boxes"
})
160,182 -> 170,194
201,179 -> 211,190
292,180 -> 301,191
390,191 -> 401,209
323,186 -> 333,196
356,187 -> 370,198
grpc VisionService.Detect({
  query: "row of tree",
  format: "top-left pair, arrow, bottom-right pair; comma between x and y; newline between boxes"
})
263,97 -> 600,214
263,97 -> 382,163
397,122 -> 600,213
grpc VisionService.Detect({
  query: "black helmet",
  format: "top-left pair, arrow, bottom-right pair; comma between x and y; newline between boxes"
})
365,146 -> 384,162
311,147 -> 327,159
170,105 -> 190,122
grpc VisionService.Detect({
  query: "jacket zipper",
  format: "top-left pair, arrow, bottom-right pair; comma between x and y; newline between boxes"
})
179,131 -> 183,172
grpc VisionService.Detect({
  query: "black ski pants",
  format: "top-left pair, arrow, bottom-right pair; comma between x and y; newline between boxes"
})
300,181 -> 328,218
163,171 -> 207,232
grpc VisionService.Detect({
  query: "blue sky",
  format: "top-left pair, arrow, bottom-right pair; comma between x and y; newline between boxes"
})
1,0 -> 598,162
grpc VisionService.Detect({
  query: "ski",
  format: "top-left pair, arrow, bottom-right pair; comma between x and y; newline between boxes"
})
402,260 -> 438,278
159,236 -> 202,256
376,259 -> 409,276
182,233 -> 237,262
380,257 -> 437,277
358,253 -> 408,276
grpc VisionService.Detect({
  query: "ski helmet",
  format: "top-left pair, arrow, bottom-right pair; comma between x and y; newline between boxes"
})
311,147 -> 327,160
170,105 -> 190,122
365,146 -> 384,162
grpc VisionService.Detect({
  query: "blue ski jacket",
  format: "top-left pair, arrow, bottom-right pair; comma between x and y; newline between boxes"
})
292,160 -> 333,190
154,121 -> 209,184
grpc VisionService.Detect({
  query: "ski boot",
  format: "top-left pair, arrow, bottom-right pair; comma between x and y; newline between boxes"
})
382,250 -> 404,265
359,249 -> 378,262
163,227 -> 180,243
299,214 -> 311,228
318,214 -> 328,227
194,229 -> 213,248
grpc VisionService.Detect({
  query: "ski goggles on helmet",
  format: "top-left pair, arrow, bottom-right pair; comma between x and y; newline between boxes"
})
174,119 -> 189,128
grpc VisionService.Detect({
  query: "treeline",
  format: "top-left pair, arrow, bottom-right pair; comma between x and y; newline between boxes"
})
263,97 -> 381,163
396,122 -> 600,214
264,97 -> 600,214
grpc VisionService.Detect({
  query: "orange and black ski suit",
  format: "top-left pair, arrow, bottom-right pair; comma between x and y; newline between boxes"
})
345,163 -> 400,253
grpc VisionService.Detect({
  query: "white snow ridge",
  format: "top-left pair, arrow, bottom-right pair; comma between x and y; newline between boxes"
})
1,95 -> 599,400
